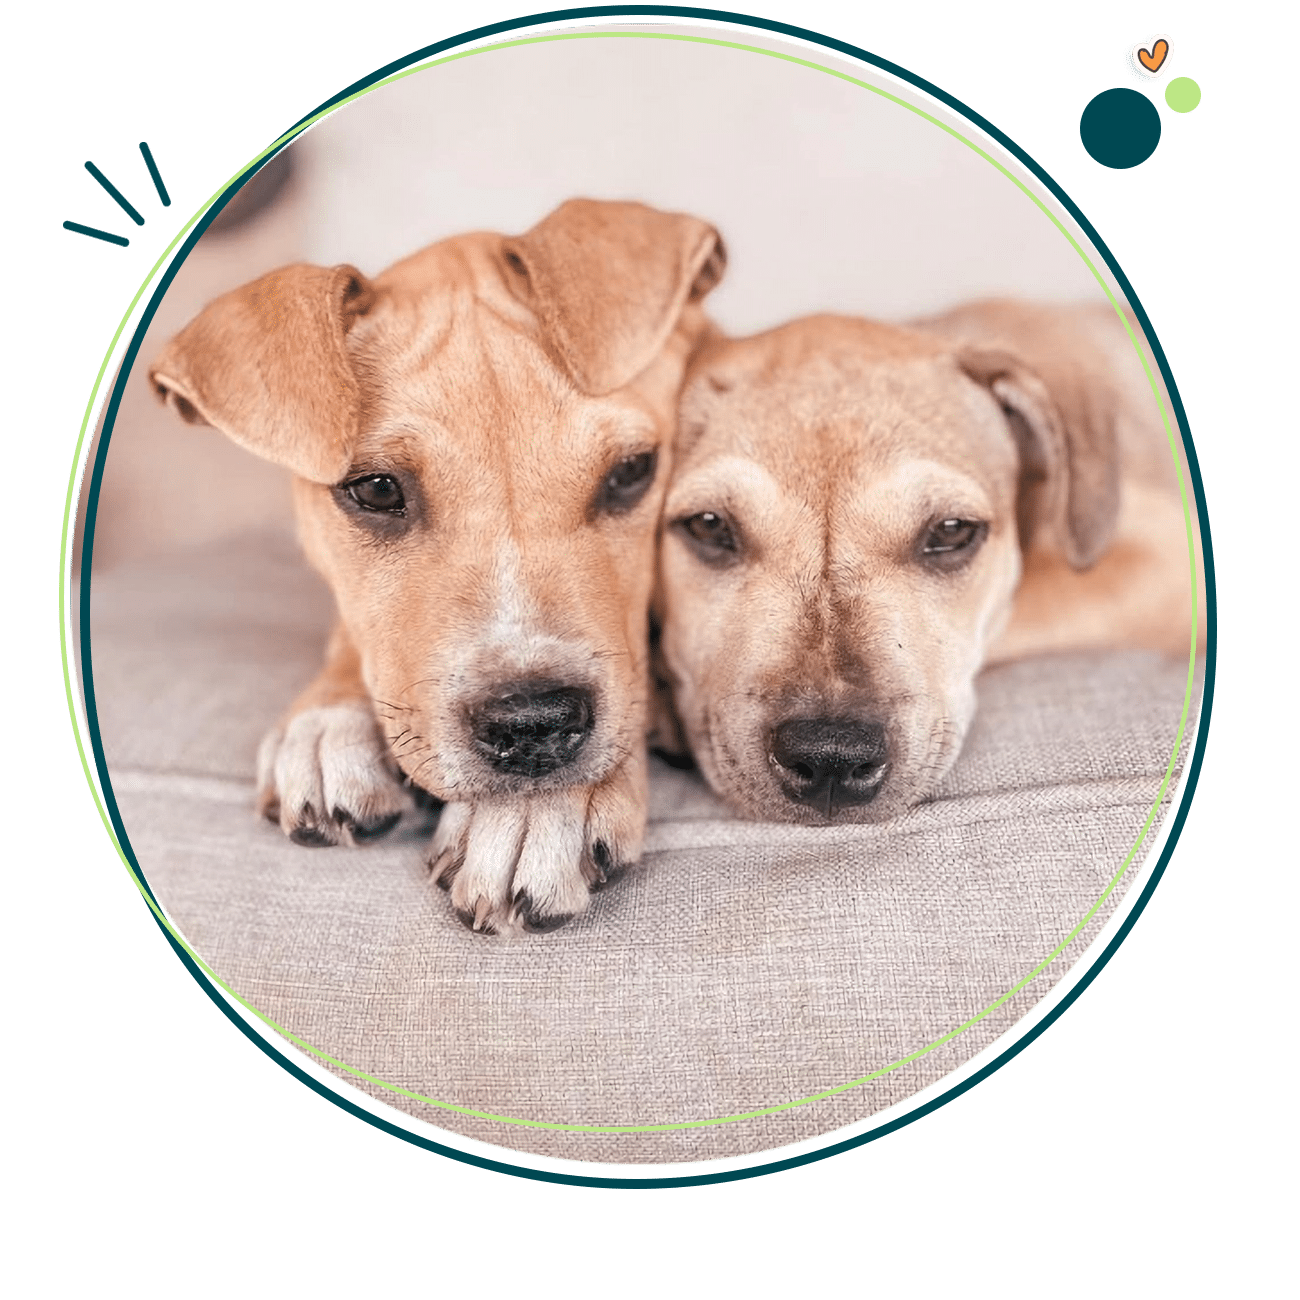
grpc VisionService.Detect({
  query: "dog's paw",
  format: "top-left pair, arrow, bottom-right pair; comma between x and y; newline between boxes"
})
427,756 -> 647,935
256,702 -> 414,846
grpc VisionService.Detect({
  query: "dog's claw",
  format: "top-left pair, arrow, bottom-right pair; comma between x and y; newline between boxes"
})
585,838 -> 627,891
428,848 -> 462,890
289,824 -> 337,848
453,905 -> 495,935
516,890 -> 576,932
452,895 -> 500,936
345,809 -> 403,841
591,839 -> 611,883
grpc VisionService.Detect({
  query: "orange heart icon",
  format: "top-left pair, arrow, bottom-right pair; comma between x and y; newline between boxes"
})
1133,33 -> 1175,79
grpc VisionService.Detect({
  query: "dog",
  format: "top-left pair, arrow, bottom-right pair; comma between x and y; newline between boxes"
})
149,198 -> 726,932
653,300 -> 1204,824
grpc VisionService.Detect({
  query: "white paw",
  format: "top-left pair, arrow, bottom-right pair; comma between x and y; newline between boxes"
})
428,755 -> 647,935
256,702 -> 415,846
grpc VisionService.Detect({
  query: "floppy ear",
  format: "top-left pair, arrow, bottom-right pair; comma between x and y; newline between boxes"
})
957,347 -> 1120,570
148,263 -> 376,483
500,199 -> 727,395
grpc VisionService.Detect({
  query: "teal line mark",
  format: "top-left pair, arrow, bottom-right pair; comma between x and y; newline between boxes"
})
62,218 -> 129,245
137,141 -> 169,206
84,161 -> 144,226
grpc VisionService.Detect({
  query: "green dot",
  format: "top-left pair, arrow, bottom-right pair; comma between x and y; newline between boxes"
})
1165,77 -> 1201,113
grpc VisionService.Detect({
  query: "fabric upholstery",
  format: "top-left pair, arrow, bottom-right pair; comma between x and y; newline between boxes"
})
87,533 -> 1199,1164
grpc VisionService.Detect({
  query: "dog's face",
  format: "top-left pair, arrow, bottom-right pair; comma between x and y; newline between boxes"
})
294,238 -> 696,800
151,200 -> 724,804
657,314 -> 1113,823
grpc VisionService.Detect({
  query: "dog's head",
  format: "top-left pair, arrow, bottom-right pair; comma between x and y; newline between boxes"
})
150,199 -> 725,802
655,311 -> 1119,823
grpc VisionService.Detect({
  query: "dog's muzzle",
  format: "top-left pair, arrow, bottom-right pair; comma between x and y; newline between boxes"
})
768,717 -> 889,816
468,681 -> 595,777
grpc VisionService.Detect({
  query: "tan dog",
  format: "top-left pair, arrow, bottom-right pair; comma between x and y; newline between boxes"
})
655,301 -> 1203,824
150,199 -> 725,932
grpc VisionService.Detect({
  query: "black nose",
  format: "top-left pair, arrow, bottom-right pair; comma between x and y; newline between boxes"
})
769,718 -> 889,814
469,683 -> 594,777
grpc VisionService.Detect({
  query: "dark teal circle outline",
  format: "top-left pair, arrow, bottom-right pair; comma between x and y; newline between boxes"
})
74,6 -> 1216,1189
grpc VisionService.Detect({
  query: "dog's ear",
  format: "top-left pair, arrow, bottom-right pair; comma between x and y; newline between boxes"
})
501,199 -> 726,395
148,263 -> 376,483
957,347 -> 1120,570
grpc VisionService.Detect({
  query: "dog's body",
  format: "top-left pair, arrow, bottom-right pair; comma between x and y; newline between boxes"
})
655,300 -> 1203,824
151,200 -> 724,932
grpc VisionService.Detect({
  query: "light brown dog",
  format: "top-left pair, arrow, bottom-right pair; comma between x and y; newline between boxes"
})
150,199 -> 725,932
654,300 -> 1203,823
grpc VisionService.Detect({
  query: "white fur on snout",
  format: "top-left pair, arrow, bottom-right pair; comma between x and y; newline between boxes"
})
430,538 -> 624,794
476,544 -> 603,690
486,539 -> 530,639
468,537 -> 557,668
256,703 -> 410,845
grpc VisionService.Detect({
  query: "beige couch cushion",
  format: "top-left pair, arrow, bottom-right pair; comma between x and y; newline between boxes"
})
88,533 -> 1197,1164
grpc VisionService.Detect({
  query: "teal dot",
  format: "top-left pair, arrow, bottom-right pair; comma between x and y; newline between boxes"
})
1166,77 -> 1201,113
1080,88 -> 1161,168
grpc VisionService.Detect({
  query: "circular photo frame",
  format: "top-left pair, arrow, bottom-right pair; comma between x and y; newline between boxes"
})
65,8 -> 1213,1187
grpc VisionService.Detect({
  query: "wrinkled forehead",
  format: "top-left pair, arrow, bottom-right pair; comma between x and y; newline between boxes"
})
346,281 -> 658,470
351,286 -> 553,419
684,344 -> 1011,477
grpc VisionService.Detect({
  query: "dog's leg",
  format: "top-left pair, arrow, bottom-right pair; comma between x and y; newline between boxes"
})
429,747 -> 648,935
578,743 -> 648,893
256,621 -> 416,846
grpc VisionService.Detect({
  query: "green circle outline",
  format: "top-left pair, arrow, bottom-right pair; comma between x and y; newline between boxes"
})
58,22 -> 1196,1138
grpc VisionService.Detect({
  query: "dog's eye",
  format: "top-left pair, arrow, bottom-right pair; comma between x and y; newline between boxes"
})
594,450 -> 658,515
345,474 -> 406,514
921,518 -> 986,564
677,511 -> 740,564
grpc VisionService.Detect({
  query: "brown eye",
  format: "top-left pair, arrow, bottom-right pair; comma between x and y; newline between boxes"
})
344,474 -> 405,514
594,449 -> 658,515
921,518 -> 986,564
676,510 -> 739,564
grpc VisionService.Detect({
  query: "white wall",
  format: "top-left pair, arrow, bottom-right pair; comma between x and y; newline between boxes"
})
298,32 -> 1107,332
